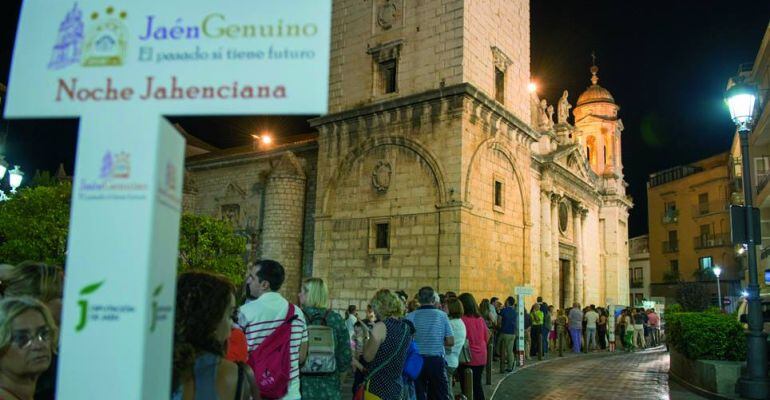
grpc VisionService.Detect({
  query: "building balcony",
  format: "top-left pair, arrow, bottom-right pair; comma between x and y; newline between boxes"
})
661,209 -> 679,224
629,281 -> 644,289
662,240 -> 679,253
693,233 -> 731,250
692,202 -> 728,218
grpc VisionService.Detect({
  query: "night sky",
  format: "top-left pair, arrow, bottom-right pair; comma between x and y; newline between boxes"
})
1,1 -> 769,237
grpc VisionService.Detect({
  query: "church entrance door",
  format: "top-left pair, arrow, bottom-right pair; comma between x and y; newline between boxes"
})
560,259 -> 571,309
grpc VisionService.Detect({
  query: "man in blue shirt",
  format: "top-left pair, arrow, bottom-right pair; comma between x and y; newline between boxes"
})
406,286 -> 454,400
498,296 -> 517,372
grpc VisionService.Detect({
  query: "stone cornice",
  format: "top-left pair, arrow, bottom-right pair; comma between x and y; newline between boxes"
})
309,83 -> 540,142
187,141 -> 318,171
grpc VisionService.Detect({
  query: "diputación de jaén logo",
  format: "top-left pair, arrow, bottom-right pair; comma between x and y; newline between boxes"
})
75,280 -> 104,332
49,3 -> 128,70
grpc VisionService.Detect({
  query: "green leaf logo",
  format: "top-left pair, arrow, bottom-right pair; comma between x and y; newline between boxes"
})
79,280 -> 105,296
153,284 -> 163,297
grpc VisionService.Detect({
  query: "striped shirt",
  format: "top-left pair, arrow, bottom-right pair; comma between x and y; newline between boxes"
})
238,292 -> 308,400
406,306 -> 453,356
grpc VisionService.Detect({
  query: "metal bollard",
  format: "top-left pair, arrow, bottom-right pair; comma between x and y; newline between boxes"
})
537,328 -> 543,361
463,367 -> 474,399
499,347 -> 505,373
486,341 -> 493,385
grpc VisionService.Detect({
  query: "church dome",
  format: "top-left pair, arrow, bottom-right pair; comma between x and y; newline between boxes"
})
576,65 -> 614,106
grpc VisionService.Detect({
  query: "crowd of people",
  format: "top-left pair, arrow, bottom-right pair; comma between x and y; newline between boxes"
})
0,258 -> 664,400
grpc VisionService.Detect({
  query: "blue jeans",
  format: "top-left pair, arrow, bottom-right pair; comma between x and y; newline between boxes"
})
569,327 -> 582,353
542,325 -> 549,353
414,355 -> 450,400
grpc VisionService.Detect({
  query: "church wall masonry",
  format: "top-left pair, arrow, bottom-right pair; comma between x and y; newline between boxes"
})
181,0 -> 632,311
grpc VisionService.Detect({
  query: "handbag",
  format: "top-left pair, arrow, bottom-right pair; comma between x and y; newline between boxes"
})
403,339 -> 423,380
458,340 -> 471,364
354,325 -> 409,400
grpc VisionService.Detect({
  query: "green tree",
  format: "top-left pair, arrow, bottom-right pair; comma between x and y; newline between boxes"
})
0,184 -> 247,287
0,183 -> 72,265
178,214 -> 247,287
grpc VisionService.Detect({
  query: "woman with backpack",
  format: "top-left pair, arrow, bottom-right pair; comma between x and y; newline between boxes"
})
172,272 -> 258,400
299,278 -> 351,400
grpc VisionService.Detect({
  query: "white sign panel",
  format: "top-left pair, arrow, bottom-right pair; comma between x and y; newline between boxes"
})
57,115 -> 184,398
515,286 -> 534,296
5,0 -> 332,118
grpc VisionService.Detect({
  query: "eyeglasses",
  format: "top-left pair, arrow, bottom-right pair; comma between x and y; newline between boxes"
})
11,328 -> 52,349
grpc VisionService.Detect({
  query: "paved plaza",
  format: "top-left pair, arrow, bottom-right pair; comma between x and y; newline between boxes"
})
492,348 -> 706,400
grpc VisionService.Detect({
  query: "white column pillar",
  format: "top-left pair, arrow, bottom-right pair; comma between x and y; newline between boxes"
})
551,194 -> 560,307
540,191 -> 552,299
573,202 -> 584,307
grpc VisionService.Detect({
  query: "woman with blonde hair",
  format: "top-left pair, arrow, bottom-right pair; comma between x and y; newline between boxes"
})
0,261 -> 64,400
298,278 -> 351,400
355,289 -> 413,400
0,296 -> 58,400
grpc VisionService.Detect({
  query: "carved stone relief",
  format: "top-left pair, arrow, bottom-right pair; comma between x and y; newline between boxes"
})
372,160 -> 392,193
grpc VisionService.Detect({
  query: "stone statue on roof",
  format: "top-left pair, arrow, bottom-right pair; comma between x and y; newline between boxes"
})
558,90 -> 572,125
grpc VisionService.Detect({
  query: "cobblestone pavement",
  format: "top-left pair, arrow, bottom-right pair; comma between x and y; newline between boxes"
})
492,348 -> 707,400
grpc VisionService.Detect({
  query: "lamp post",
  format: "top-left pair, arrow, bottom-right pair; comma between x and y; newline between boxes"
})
0,156 -> 23,201
725,78 -> 769,399
713,266 -> 723,311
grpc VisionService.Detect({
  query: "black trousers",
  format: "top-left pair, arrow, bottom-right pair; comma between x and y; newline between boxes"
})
415,356 -> 450,400
458,364 -> 485,400
598,326 -> 607,349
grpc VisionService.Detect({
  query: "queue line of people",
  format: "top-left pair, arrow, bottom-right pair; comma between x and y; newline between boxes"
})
0,259 -> 664,400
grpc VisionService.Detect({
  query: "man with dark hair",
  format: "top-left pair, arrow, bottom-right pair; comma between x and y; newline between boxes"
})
499,296 -> 517,372
238,260 -> 308,400
406,286 -> 454,400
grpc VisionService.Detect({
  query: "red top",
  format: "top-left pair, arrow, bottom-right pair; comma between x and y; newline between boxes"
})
226,327 -> 248,363
461,316 -> 489,366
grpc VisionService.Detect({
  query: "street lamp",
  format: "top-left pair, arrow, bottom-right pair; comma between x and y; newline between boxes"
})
8,166 -> 23,194
713,266 -> 722,311
725,77 -> 769,399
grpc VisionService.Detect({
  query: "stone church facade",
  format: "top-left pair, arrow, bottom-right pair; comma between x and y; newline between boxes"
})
183,0 -> 632,310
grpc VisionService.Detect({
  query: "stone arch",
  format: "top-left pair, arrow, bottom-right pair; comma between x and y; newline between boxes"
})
321,135 -> 449,215
463,138 -> 530,224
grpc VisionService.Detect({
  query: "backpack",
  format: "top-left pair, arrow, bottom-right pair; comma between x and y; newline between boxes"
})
300,309 -> 337,375
247,305 -> 298,399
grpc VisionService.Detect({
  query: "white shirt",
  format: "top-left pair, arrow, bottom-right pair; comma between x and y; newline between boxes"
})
584,310 -> 599,328
238,292 -> 308,400
446,318 -> 467,368
345,314 -> 357,340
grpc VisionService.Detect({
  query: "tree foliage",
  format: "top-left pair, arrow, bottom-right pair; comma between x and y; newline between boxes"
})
0,183 -> 72,265
0,184 -> 247,287
178,214 -> 247,287
676,282 -> 711,312
666,312 -> 746,361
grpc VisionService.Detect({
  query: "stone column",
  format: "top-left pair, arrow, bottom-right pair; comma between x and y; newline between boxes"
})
551,193 -> 560,307
573,201 -> 584,307
540,191 -> 552,299
261,152 -> 306,302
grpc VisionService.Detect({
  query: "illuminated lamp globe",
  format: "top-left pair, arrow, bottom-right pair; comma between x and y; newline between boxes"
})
725,81 -> 757,130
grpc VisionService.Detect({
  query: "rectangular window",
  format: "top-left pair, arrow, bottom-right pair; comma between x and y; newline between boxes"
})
494,180 -> 503,207
494,67 -> 505,104
380,60 -> 397,94
670,260 -> 679,272
634,268 -> 643,282
375,223 -> 389,249
665,201 -> 676,211
698,193 -> 709,214
700,224 -> 711,237
755,157 -> 770,188
699,256 -> 713,270
668,230 -> 678,242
